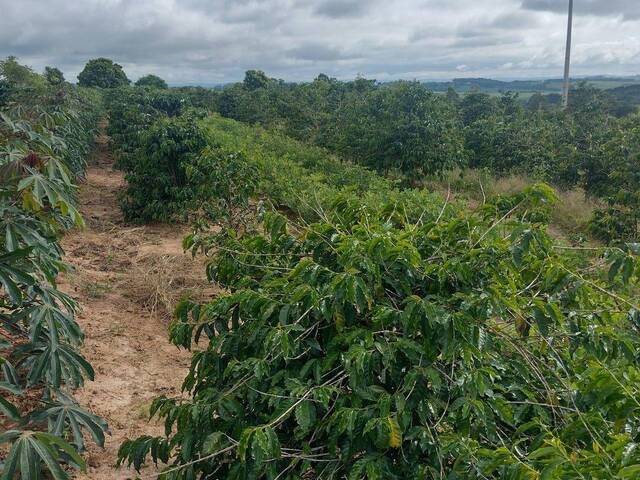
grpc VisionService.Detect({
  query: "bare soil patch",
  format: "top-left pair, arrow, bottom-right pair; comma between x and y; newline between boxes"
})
58,129 -> 212,479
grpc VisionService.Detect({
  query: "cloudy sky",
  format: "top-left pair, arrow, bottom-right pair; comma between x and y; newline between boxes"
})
1,0 -> 639,84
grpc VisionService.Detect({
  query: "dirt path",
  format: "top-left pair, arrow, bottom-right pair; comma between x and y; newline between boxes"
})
59,127 -> 211,479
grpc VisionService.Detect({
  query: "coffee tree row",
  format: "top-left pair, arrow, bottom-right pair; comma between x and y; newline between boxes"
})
102,82 -> 640,478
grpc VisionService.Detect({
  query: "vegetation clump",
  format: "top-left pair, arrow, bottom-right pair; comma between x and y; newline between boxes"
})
102,73 -> 640,479
78,57 -> 130,88
135,74 -> 168,89
1,57 -> 108,479
120,187 -> 640,479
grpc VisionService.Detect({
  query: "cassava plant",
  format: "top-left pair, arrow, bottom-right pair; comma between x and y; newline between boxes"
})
1,59 -> 108,479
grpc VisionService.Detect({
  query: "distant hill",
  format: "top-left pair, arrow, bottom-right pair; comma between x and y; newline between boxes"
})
610,83 -> 640,103
424,76 -> 640,94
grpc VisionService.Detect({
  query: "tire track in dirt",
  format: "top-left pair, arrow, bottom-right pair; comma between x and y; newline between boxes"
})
59,126 -> 211,479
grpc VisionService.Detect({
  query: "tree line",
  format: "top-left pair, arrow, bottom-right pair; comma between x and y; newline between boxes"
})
70,57 -> 640,244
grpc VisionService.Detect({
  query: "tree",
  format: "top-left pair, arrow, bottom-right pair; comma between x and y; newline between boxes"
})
0,56 -> 45,88
44,66 -> 65,85
445,85 -> 460,104
459,91 -> 500,126
243,70 -> 272,91
77,58 -> 129,88
0,56 -> 47,100
332,81 -> 466,174
314,73 -> 334,83
135,74 -> 168,89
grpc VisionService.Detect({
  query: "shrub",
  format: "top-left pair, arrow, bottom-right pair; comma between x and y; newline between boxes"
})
185,146 -> 258,228
589,206 -> 639,244
77,57 -> 130,88
1,63 -> 107,479
120,114 -> 208,222
135,74 -> 168,89
44,66 -> 65,85
120,189 -> 640,478
331,81 -> 466,175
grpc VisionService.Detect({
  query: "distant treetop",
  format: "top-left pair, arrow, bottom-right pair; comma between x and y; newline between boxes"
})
243,70 -> 273,91
77,58 -> 129,88
44,66 -> 65,85
135,74 -> 168,89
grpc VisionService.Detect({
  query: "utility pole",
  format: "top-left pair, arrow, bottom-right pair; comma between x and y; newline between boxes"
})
562,0 -> 574,109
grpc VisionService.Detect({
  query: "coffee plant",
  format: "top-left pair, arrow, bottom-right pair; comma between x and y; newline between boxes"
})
119,184 -> 640,478
210,73 -> 640,243
104,87 -> 191,172
118,113 -> 209,222
99,65 -> 640,478
1,59 -> 107,479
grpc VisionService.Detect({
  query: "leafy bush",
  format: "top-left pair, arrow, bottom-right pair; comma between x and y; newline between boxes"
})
589,206 -> 638,244
185,146 -> 258,228
200,115 -> 446,222
44,66 -> 65,85
119,114 -> 208,222
135,74 -> 168,89
120,187 -> 640,479
78,57 -> 130,88
212,73 -> 640,242
118,114 -> 257,224
105,87 -> 191,171
465,112 -> 557,176
330,82 -> 466,175
216,75 -> 465,176
1,62 -> 107,479
0,56 -> 48,103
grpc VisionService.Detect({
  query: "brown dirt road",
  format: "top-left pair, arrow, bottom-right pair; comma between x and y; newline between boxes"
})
59,127 -> 211,479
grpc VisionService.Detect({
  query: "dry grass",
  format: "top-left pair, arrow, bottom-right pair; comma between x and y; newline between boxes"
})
551,188 -> 601,235
121,248 -> 216,321
426,168 -> 599,239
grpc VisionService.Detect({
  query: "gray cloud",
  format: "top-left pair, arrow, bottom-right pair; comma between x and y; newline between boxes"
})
313,0 -> 378,18
288,43 -> 360,61
490,12 -> 540,28
0,0 -> 638,84
522,0 -> 640,20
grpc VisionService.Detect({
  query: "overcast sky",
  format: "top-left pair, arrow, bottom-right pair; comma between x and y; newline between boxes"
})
1,0 -> 638,84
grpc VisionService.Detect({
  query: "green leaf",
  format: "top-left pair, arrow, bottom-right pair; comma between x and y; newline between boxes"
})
294,401 -> 316,432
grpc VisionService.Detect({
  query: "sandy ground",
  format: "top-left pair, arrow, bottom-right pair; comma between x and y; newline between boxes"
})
58,127 -> 211,479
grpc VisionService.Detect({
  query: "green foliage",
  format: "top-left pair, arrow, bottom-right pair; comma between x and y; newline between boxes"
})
465,110 -> 558,176
0,56 -> 48,102
135,74 -> 168,89
330,81 -> 466,175
243,70 -> 275,91
113,111 -> 259,226
108,70 -> 640,478
216,74 -> 465,176
209,74 -> 640,242
44,67 -> 65,86
119,113 -> 208,222
77,57 -> 130,88
0,430 -> 86,480
185,146 -> 258,227
0,60 -> 107,479
459,91 -> 501,126
200,115 -> 445,222
104,87 -> 190,171
119,186 -> 640,478
589,206 -> 638,244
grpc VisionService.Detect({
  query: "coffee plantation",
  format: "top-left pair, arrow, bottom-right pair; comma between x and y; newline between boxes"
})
2,56 -> 640,479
